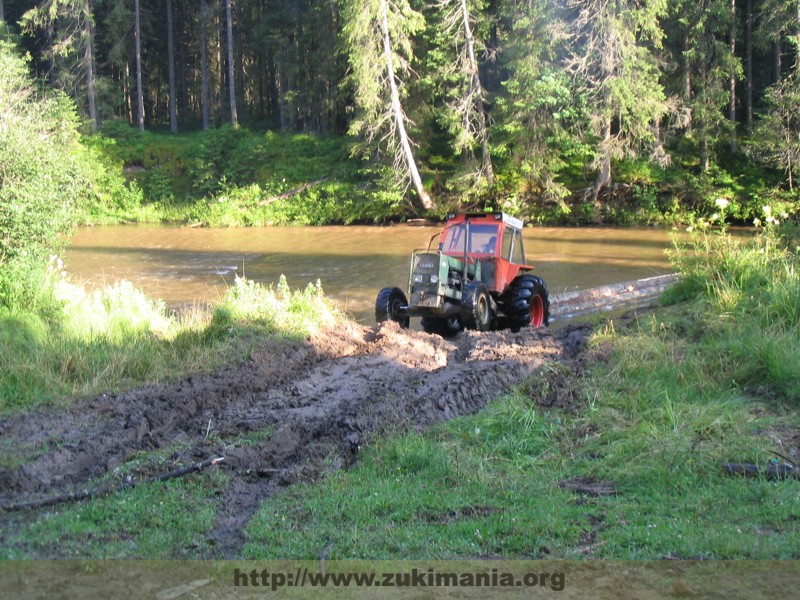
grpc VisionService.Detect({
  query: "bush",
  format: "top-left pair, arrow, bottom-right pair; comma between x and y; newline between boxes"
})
0,42 -> 93,309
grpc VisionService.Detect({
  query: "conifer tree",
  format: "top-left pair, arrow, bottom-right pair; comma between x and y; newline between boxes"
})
566,0 -> 671,200
343,0 -> 434,210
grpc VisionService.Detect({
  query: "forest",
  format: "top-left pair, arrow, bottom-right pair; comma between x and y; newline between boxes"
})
2,2 -> 800,567
1,0 -> 799,224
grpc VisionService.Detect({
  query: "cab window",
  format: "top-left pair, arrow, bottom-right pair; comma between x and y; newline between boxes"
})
503,227 -> 525,264
440,223 -> 499,255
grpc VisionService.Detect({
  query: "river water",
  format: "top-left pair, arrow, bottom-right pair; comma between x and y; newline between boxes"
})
64,224 -> 678,323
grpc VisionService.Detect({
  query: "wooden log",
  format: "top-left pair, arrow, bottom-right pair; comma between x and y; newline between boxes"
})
550,273 -> 678,321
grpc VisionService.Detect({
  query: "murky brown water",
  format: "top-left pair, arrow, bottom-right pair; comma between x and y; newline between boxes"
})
64,224 -> 678,323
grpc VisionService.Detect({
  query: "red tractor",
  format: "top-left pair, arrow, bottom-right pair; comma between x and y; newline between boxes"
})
376,212 -> 550,334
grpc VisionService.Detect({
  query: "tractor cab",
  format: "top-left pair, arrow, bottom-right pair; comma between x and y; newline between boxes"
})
436,213 -> 531,294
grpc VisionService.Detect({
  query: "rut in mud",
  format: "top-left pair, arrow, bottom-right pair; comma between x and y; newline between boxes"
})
0,320 -> 592,557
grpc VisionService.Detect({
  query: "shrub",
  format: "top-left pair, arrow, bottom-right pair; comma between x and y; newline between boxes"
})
0,42 -> 92,309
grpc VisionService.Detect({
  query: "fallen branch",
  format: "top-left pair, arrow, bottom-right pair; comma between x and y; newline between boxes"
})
0,457 -> 225,513
259,177 -> 332,205
558,476 -> 616,496
724,462 -> 798,480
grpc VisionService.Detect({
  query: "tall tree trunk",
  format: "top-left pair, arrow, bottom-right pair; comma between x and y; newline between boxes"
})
729,0 -> 736,152
593,116 -> 612,203
683,29 -> 692,132
200,0 -> 210,130
745,0 -> 752,126
278,53 -> 288,131
167,0 -> 177,133
83,0 -> 97,132
177,14 -> 188,125
459,0 -> 494,186
125,62 -> 132,122
134,0 -> 144,131
379,0 -> 434,211
225,0 -> 237,127
234,0 -> 246,122
774,40 -> 782,84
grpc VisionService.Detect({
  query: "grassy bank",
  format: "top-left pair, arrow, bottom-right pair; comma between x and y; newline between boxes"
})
0,274 -> 339,414
2,222 -> 798,560
83,125 -> 407,226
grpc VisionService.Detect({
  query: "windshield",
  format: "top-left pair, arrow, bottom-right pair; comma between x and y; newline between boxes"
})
440,223 -> 500,255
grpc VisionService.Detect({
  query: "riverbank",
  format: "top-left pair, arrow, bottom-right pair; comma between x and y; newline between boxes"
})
0,225 -> 798,560
84,126 -> 798,228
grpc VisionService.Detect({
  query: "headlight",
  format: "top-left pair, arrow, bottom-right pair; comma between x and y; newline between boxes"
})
412,274 -> 424,283
430,275 -> 439,284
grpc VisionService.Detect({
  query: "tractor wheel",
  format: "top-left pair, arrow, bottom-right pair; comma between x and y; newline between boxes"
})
421,315 -> 463,337
462,281 -> 492,331
506,274 -> 550,331
375,287 -> 410,328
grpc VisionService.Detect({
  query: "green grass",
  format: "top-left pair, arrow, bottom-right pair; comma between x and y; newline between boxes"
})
1,471 -> 227,559
0,274 -> 341,413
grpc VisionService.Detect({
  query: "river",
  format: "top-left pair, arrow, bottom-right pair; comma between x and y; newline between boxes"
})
64,224 -> 678,323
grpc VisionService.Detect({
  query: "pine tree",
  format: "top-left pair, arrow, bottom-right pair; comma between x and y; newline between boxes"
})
343,0 -> 434,210
565,0 -> 671,200
433,0 -> 494,187
665,0 -> 741,171
493,0 -> 579,210
21,0 -> 99,131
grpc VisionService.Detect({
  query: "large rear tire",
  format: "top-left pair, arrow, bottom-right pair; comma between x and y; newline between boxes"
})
375,287 -> 410,328
462,281 -> 492,331
506,275 -> 550,331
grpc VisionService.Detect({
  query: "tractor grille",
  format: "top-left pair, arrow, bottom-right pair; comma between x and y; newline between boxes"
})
413,253 -> 439,274
411,252 -> 441,308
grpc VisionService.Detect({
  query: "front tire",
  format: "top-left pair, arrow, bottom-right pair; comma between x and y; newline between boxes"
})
462,281 -> 492,331
375,287 -> 410,328
507,275 -> 550,330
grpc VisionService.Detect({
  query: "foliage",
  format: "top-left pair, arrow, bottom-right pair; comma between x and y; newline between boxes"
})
0,41 -> 150,310
565,0 -> 671,194
88,123 -> 407,224
665,214 -> 800,400
0,42 -> 87,310
210,275 -> 340,338
663,0 -> 740,171
750,74 -> 800,192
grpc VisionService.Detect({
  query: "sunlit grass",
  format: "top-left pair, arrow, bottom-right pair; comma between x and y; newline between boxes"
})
0,274 -> 341,413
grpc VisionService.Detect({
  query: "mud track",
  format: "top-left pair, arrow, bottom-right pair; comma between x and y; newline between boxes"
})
0,321 -> 591,557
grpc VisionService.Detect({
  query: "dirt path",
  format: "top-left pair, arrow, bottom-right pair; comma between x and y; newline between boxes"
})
0,320 -> 591,557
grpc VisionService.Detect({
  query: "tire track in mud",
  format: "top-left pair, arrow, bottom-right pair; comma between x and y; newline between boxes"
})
0,320 -> 591,557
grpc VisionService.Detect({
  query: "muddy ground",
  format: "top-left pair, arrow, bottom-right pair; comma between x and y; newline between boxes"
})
0,320 -> 593,557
